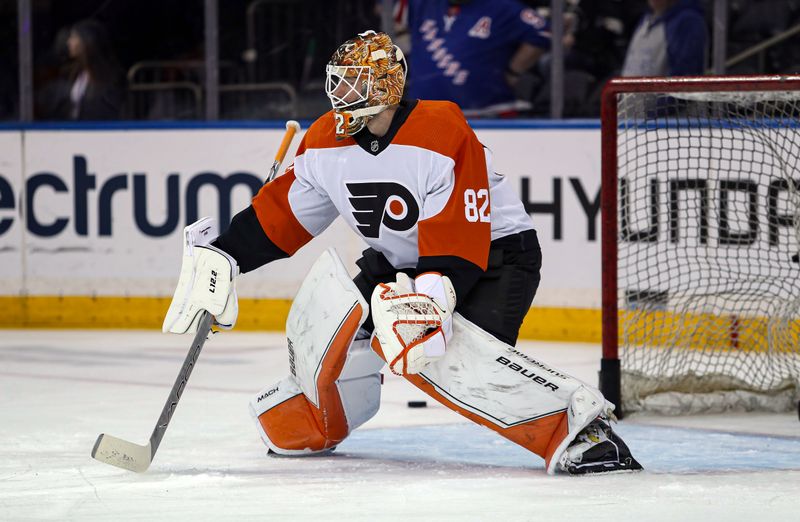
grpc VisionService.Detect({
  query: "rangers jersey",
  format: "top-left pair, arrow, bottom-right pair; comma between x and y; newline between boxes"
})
407,0 -> 551,112
219,100 -> 534,296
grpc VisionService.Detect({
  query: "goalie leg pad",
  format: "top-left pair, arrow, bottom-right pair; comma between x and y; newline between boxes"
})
336,338 -> 385,430
370,314 -> 609,474
249,376 -> 339,455
250,249 -> 384,455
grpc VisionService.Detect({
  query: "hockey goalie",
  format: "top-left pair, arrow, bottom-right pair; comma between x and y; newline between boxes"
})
162,31 -> 641,475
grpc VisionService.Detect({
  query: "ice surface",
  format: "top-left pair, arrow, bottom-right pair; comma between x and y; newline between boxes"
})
1,330 -> 798,521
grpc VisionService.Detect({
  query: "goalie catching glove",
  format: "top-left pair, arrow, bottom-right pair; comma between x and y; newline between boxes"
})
371,272 -> 456,375
163,217 -> 239,334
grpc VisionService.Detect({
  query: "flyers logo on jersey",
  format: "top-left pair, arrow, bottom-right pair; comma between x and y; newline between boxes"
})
346,182 -> 419,238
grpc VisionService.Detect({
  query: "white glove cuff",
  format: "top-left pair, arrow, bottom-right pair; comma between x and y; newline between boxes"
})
414,272 -> 456,310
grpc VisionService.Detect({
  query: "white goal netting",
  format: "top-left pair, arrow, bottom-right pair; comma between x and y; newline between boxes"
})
616,88 -> 800,414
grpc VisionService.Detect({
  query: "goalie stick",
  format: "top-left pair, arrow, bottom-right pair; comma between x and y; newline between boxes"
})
266,120 -> 301,183
92,120 -> 302,472
91,312 -> 213,472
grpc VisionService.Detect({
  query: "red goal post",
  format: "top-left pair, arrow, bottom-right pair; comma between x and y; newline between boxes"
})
599,75 -> 800,417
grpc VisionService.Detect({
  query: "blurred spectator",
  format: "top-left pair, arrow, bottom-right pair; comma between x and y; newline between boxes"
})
552,0 -> 641,81
621,0 -> 707,77
38,19 -> 126,120
404,0 -> 553,117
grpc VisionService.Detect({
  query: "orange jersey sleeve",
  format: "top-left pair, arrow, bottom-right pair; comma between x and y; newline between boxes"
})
250,165 -> 314,256
250,120 -> 345,256
395,101 -> 491,271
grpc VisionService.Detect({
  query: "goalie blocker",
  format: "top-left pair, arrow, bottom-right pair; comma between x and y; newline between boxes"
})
251,249 -> 641,474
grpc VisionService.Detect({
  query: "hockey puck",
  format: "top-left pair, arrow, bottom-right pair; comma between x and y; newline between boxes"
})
407,400 -> 427,408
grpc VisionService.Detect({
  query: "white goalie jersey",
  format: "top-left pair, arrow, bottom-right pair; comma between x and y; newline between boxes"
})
250,99 -> 533,271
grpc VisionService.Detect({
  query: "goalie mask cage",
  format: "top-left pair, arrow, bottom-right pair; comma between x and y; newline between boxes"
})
600,76 -> 800,416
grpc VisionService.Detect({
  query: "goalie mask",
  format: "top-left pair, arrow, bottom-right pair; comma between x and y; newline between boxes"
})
325,30 -> 406,139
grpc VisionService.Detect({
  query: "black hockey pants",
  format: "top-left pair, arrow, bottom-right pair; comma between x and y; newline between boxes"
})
352,229 -> 542,346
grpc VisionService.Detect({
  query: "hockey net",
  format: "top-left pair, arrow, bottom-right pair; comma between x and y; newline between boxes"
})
600,77 -> 800,415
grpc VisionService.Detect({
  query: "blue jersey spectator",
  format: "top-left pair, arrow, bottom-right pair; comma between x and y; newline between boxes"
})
621,0 -> 707,77
406,0 -> 551,116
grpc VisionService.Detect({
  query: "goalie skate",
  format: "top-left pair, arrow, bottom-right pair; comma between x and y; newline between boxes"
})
558,418 -> 643,475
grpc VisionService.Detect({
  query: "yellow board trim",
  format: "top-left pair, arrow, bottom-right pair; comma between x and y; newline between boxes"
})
619,309 -> 800,353
5,296 -> 795,350
0,296 -> 601,342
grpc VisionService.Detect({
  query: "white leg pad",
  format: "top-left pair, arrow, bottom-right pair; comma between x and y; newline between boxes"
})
337,338 -> 385,431
249,249 -> 384,455
371,314 -> 609,474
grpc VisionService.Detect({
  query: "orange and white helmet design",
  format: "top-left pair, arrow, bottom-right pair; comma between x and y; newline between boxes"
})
325,30 -> 406,139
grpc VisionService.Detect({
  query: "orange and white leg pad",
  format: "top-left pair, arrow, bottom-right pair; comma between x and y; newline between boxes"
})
249,249 -> 385,455
371,314 -> 611,474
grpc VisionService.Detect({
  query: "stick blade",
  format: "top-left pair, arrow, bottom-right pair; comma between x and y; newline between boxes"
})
91,433 -> 152,473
